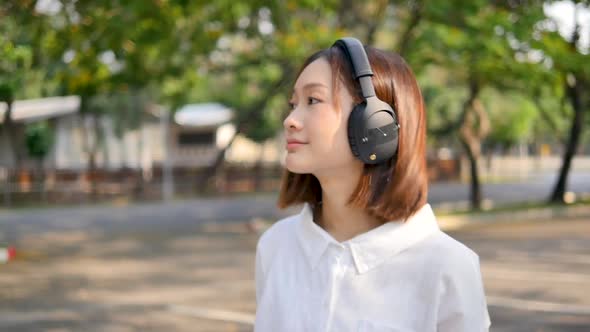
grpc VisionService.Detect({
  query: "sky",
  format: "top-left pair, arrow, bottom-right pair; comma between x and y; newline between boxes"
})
544,1 -> 590,53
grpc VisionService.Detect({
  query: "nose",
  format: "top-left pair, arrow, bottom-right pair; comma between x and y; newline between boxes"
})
283,111 -> 302,131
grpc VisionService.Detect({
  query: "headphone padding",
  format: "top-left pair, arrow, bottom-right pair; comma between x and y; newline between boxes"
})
347,103 -> 364,159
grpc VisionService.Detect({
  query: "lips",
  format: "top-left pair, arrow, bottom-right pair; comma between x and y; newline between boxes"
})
286,139 -> 307,151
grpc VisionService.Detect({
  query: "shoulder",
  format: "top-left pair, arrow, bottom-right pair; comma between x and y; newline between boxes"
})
256,213 -> 300,252
429,232 -> 484,293
255,213 -> 301,274
427,234 -> 491,329
418,231 -> 481,276
430,231 -> 479,261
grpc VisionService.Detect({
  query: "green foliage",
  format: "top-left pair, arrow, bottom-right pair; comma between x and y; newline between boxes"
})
2,0 -> 588,156
187,1 -> 345,142
0,17 -> 33,102
25,121 -> 53,160
483,89 -> 538,147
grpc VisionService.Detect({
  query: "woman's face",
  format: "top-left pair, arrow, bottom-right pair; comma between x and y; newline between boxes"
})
283,57 -> 362,177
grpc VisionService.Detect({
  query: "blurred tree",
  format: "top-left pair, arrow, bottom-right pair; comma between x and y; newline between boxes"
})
0,4 -> 35,170
406,0 -> 545,209
3,0 -> 586,205
35,0 -> 219,196
35,1 -> 113,198
193,0 -> 347,189
24,121 -> 53,161
531,0 -> 590,203
24,120 -> 53,201
529,85 -> 571,147
484,90 -> 538,150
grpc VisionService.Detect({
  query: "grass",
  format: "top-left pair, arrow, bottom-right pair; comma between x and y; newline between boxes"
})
438,197 -> 590,217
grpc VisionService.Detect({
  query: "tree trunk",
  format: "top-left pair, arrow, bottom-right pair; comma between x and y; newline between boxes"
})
460,137 -> 482,209
2,99 -> 21,170
82,113 -> 102,202
197,68 -> 294,192
550,75 -> 584,203
199,133 -> 238,193
365,0 -> 389,45
2,99 -> 15,206
336,0 -> 356,31
88,148 -> 98,201
397,1 -> 423,57
458,80 -> 489,210
134,94 -> 146,200
549,16 -> 585,204
36,158 -> 46,203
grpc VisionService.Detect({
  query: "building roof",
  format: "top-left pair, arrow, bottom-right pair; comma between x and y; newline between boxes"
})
0,95 -> 80,124
174,102 -> 233,127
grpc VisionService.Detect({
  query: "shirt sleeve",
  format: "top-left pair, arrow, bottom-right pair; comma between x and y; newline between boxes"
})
437,251 -> 491,332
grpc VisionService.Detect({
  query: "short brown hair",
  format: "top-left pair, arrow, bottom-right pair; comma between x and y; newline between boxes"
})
277,44 -> 428,223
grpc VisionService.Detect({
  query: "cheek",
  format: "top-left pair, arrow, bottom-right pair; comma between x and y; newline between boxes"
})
307,112 -> 338,148
308,110 -> 353,156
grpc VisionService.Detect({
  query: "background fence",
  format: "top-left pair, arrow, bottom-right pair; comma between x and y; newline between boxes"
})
8,155 -> 590,207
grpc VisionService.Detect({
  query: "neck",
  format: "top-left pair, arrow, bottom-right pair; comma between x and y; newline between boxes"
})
314,166 -> 381,242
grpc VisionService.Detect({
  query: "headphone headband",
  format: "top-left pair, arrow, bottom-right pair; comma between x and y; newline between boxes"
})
333,38 -> 373,79
332,37 -> 376,98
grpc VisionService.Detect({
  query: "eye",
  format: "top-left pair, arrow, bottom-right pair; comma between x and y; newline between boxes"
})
308,97 -> 321,105
287,101 -> 296,110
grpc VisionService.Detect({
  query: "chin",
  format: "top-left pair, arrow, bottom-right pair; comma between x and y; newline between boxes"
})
285,154 -> 312,174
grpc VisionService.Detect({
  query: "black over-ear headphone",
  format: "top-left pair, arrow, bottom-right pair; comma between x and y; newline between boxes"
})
332,37 -> 400,164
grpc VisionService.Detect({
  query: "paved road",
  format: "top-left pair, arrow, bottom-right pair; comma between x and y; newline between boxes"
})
431,172 -> 590,209
452,219 -> 590,332
2,171 -> 589,231
0,199 -> 589,331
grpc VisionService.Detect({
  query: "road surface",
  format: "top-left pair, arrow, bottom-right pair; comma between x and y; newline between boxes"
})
0,198 -> 589,331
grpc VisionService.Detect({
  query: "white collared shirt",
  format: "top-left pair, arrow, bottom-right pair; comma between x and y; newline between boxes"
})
254,203 -> 491,332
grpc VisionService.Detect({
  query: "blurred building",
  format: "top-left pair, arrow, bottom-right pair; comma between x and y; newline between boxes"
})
159,102 -> 282,168
0,99 -> 283,172
0,96 -> 81,169
170,102 -> 235,167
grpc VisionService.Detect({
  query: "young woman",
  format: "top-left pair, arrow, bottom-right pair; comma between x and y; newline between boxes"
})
254,38 -> 491,332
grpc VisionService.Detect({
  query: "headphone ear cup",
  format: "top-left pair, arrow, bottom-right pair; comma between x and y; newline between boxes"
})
347,103 -> 365,159
348,99 -> 399,164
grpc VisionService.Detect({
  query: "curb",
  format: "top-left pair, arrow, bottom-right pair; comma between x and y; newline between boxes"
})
436,204 -> 590,231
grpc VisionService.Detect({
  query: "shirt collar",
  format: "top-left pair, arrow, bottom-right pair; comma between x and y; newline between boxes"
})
296,203 -> 336,270
296,203 -> 440,274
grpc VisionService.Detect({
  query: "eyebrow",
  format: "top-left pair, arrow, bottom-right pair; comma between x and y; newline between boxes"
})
292,82 -> 329,95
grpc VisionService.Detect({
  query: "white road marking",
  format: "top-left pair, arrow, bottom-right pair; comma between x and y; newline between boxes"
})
167,304 -> 255,325
493,249 -> 590,265
482,267 -> 590,284
487,295 -> 590,315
